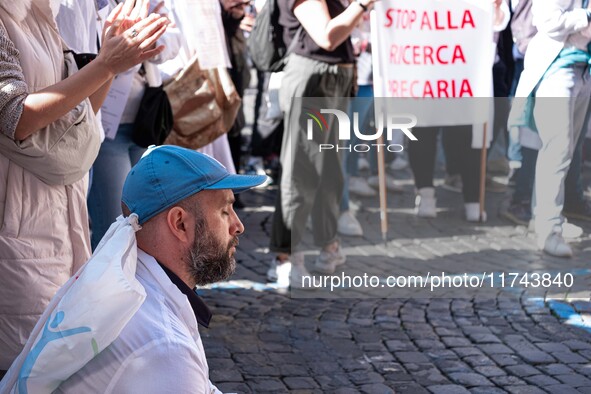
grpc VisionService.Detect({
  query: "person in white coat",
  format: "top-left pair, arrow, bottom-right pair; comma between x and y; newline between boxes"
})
512,0 -> 591,257
53,146 -> 267,393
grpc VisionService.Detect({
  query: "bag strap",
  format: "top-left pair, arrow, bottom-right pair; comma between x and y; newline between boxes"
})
271,0 -> 302,60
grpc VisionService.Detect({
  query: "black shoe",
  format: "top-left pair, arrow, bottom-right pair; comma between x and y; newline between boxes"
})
500,202 -> 531,226
563,199 -> 591,222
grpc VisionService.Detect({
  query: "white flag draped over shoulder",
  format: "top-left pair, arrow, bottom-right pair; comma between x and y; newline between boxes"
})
0,215 -> 146,394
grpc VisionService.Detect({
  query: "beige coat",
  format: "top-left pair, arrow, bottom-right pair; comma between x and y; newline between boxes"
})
0,0 -> 95,369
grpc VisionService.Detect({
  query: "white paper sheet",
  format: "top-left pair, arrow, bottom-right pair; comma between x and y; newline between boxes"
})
100,69 -> 135,140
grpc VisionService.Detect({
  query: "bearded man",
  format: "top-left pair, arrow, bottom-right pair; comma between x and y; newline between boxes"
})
51,146 -> 267,393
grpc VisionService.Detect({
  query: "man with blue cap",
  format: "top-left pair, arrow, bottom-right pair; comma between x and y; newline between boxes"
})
1,146 -> 267,393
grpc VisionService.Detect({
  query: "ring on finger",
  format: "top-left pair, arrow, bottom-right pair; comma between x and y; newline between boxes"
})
130,28 -> 139,38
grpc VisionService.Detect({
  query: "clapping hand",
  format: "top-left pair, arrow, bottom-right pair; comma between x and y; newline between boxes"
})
98,0 -> 170,76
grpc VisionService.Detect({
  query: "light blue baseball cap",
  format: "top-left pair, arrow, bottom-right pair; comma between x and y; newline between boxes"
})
122,145 -> 268,224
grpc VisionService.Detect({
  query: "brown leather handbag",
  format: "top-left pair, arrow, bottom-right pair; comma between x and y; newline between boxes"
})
163,54 -> 241,149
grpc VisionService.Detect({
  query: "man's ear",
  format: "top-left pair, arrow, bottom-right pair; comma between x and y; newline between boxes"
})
166,206 -> 191,243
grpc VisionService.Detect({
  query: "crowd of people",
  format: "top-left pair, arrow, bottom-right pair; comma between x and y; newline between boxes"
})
0,0 -> 590,390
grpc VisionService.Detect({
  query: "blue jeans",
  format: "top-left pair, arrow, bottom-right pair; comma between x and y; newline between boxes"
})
87,124 -> 146,249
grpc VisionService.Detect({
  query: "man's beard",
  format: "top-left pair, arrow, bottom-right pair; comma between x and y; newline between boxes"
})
187,218 -> 237,286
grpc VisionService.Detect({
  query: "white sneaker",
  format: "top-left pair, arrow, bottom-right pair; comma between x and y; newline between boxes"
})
368,175 -> 404,193
349,199 -> 361,213
415,187 -> 437,218
338,211 -> 363,237
349,176 -> 376,197
465,202 -> 487,222
563,221 -> 583,239
313,245 -> 346,274
276,260 -> 293,288
540,232 -> 572,258
266,258 -> 279,282
289,252 -> 310,288
268,257 -> 292,286
358,156 -> 370,171
390,156 -> 408,171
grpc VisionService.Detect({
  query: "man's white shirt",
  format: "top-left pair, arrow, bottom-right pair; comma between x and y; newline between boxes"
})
55,249 -> 221,394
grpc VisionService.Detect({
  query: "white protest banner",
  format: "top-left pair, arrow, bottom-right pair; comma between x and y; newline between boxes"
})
371,0 -> 494,127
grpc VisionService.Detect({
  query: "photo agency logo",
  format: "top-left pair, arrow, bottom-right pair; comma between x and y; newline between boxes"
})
305,108 -> 418,152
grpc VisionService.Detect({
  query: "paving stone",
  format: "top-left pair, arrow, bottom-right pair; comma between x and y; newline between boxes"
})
433,360 -> 472,374
473,365 -> 506,377
505,365 -> 541,378
283,377 -> 319,390
383,372 -> 414,382
315,374 -> 353,390
428,385 -> 471,394
504,386 -> 546,394
442,337 -> 473,347
469,334 -> 502,344
246,378 -> 288,392
571,363 -> 591,378
390,382 -> 431,393
210,368 -> 244,383
523,375 -> 561,386
333,388 -> 361,394
385,340 -> 416,352
469,387 -> 507,394
463,355 -> 496,367
535,342 -> 571,353
489,354 -> 520,367
551,351 -> 588,364
490,376 -> 527,386
241,365 -> 282,376
516,350 -> 556,365
543,384 -> 584,394
347,371 -> 385,385
478,344 -> 515,355
448,373 -> 494,387
411,368 -> 450,386
396,352 -> 431,364
360,383 -> 394,394
416,339 -> 447,350
537,364 -> 575,375
278,364 -> 310,377
454,347 -> 485,358
436,328 -> 464,337
554,373 -> 591,387
563,340 -> 591,351
426,349 -> 459,360
216,382 -> 252,393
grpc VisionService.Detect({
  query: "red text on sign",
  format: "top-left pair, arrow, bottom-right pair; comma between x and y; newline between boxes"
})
384,9 -> 476,31
387,79 -> 474,98
389,44 -> 466,65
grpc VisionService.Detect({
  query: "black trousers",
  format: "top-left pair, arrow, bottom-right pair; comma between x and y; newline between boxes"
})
408,126 -> 481,203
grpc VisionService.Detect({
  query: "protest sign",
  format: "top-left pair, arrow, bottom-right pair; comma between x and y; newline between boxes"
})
371,0 -> 494,126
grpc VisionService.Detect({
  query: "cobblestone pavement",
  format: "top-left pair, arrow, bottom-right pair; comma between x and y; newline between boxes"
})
198,171 -> 591,393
